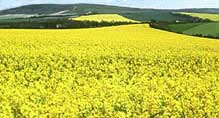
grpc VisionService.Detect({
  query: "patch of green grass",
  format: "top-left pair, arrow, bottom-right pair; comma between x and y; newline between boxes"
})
152,22 -> 219,38
168,23 -> 203,33
183,22 -> 219,36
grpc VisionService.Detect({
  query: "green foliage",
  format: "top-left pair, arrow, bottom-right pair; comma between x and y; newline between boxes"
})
0,18 -> 139,29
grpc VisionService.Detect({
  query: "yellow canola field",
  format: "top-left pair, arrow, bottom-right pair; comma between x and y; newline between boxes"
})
0,24 -> 219,117
73,14 -> 139,23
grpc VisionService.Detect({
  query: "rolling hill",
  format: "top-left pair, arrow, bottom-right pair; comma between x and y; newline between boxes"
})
0,4 -> 210,22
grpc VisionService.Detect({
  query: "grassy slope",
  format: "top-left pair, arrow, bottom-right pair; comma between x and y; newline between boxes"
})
183,22 -> 219,36
0,24 -> 219,117
165,22 -> 219,38
168,23 -> 203,33
178,12 -> 219,21
73,14 -> 139,22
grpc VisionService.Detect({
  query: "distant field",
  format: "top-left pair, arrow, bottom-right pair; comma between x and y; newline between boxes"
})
1,24 -> 219,117
73,14 -> 140,23
183,22 -> 219,36
178,12 -> 219,21
167,22 -> 219,38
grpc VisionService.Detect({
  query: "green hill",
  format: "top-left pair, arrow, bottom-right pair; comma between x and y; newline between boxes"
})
0,4 -> 142,15
0,4 -> 205,22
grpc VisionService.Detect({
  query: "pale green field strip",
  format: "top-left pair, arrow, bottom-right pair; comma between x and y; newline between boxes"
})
178,12 -> 219,21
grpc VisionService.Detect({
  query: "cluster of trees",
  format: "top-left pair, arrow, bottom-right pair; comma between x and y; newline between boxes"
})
0,18 -> 139,29
149,22 -> 172,32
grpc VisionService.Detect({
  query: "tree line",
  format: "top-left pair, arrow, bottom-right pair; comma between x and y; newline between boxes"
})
0,18 -> 139,29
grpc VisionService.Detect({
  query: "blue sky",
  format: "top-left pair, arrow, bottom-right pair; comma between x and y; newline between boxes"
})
1,0 -> 219,10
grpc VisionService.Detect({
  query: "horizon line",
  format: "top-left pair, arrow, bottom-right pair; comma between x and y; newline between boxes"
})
1,3 -> 219,11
